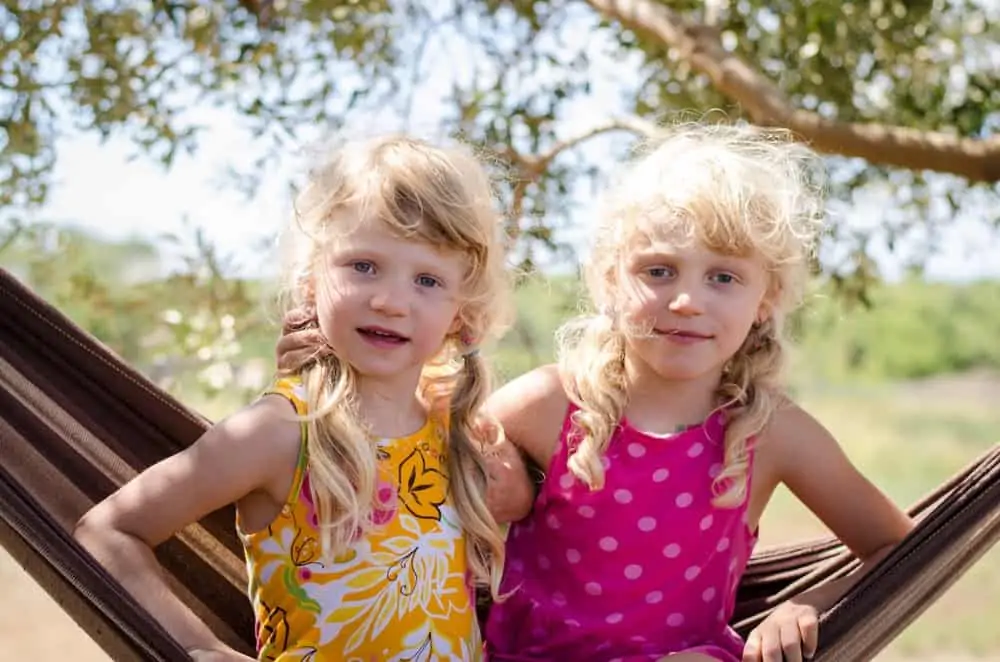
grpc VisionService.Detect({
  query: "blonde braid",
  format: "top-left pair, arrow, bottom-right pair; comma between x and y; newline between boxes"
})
713,315 -> 787,507
557,313 -> 629,491
439,349 -> 506,600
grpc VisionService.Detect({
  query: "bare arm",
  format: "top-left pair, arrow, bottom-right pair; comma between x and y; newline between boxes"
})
485,363 -> 570,472
766,403 -> 914,610
73,395 -> 301,655
743,404 -> 916,662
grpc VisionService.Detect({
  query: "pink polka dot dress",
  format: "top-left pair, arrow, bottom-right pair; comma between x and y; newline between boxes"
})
485,406 -> 758,661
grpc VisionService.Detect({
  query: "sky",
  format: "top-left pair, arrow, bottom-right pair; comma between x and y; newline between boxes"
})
20,5 -> 1000,284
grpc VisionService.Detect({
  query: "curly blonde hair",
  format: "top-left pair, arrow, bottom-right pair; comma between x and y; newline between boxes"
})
557,122 -> 826,507
276,134 -> 513,598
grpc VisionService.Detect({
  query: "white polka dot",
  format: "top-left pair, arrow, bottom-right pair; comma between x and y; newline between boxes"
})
675,492 -> 694,508
599,536 -> 619,552
577,505 -> 596,518
559,473 -> 575,490
510,559 -> 525,573
702,587 -> 717,602
667,612 -> 685,627
614,488 -> 633,504
609,658 -> 624,662
606,612 -> 624,624
718,609 -> 727,622
687,442 -> 705,457
663,543 -> 681,558
699,514 -> 714,530
729,558 -> 738,572
565,619 -> 581,628
538,555 -> 551,570
638,516 -> 657,532
601,456 -> 612,470
627,442 -> 646,457
552,592 -> 567,606
630,636 -> 647,643
585,582 -> 603,596
717,537 -> 731,552
685,566 -> 701,581
566,548 -> 582,564
652,468 -> 670,482
646,590 -> 663,604
708,463 -> 723,478
624,564 -> 643,579
546,514 -> 561,529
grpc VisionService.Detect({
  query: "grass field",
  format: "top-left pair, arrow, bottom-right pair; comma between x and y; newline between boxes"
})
3,371 -> 996,661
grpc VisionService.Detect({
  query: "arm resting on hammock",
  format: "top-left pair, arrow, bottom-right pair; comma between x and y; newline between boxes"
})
742,403 -> 916,661
73,394 -> 302,656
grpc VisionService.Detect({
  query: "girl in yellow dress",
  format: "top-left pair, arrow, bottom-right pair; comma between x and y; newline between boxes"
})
74,134 -> 532,661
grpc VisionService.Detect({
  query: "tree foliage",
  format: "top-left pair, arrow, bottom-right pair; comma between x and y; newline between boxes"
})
3,0 -> 999,280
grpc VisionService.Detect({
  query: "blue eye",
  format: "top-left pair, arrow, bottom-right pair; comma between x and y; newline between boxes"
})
352,261 -> 374,274
647,266 -> 675,279
417,274 -> 441,288
711,272 -> 737,285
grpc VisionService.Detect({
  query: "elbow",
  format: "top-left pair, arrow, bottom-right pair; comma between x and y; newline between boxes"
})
72,509 -> 105,554
861,518 -> 916,565
72,508 -> 134,557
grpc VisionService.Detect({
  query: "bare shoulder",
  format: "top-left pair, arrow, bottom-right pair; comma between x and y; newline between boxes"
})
485,363 -> 569,470
757,399 -> 827,454
756,398 -> 913,558
76,394 -> 302,547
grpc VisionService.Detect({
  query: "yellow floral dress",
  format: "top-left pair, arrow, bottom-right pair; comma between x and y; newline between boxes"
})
237,377 -> 482,661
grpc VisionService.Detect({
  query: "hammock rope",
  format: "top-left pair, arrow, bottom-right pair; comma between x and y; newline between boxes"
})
1,268 -> 998,662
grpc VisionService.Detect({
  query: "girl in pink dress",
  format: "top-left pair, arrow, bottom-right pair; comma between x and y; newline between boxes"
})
484,123 -> 914,662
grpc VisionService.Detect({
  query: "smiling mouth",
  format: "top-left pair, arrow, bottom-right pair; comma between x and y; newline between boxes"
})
358,326 -> 410,344
656,329 -> 713,340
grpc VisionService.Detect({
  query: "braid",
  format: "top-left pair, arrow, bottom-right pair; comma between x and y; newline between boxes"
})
713,316 -> 787,508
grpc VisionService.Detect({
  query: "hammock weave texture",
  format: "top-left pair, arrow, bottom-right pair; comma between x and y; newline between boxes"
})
1,267 -> 998,662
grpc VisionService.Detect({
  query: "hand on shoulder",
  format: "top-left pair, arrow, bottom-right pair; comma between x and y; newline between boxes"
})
484,363 -> 568,472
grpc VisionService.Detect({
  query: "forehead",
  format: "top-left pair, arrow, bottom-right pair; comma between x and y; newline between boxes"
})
625,230 -> 766,270
330,218 -> 468,269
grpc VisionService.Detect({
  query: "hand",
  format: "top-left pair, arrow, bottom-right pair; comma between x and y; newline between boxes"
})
275,307 -> 328,372
742,600 -> 819,662
188,645 -> 257,661
482,438 -> 536,524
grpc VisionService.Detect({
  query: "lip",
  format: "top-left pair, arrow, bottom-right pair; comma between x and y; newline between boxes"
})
655,329 -> 713,343
357,326 -> 411,344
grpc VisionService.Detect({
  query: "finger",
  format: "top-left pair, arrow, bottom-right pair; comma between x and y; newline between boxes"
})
779,619 -> 804,662
798,611 -> 819,659
759,627 -> 785,662
742,630 -> 763,662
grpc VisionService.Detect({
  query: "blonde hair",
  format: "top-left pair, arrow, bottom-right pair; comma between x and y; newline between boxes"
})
557,122 -> 826,507
277,134 -> 513,598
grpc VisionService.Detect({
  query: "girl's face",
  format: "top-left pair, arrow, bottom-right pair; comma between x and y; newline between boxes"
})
313,218 -> 467,388
615,232 -> 772,387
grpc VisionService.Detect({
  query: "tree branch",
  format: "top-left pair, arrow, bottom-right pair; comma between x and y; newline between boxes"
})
511,115 -> 660,177
585,0 -> 1000,183
500,116 -> 658,231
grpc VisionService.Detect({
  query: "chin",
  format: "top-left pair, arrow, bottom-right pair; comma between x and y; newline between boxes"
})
650,360 -> 721,383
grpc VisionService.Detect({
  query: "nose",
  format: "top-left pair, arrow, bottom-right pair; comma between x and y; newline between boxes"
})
667,289 -> 704,316
369,279 -> 409,316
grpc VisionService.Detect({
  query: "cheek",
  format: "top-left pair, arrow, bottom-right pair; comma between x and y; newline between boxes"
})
620,288 -> 659,321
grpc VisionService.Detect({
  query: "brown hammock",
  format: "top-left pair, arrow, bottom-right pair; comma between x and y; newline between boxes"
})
1,266 -> 998,662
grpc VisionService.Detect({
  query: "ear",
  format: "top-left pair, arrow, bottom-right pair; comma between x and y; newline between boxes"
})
447,313 -> 464,337
755,297 -> 774,326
